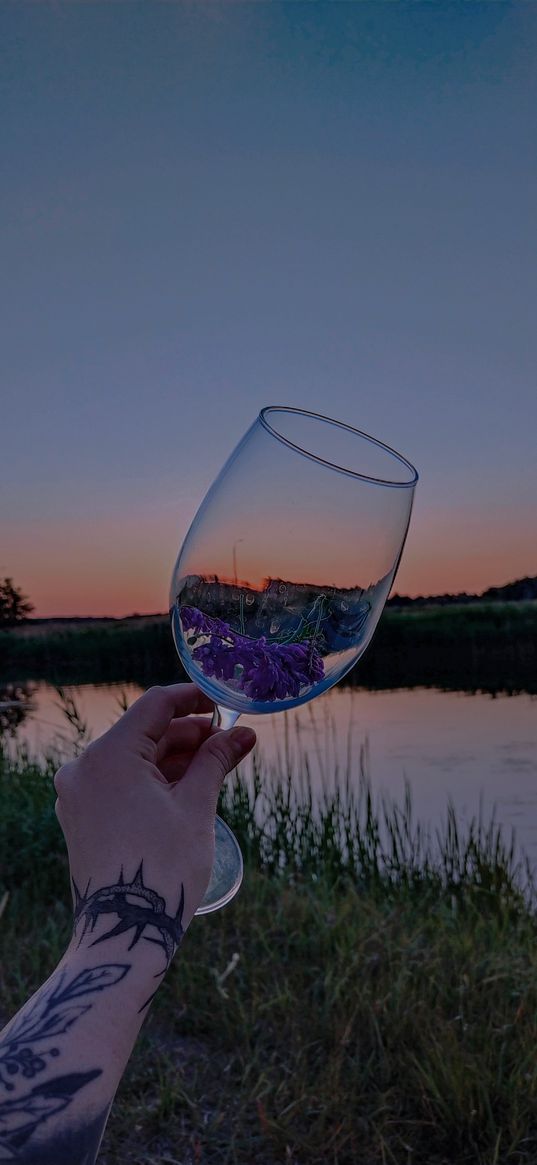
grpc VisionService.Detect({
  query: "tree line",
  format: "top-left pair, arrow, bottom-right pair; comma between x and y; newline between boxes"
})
388,575 -> 537,607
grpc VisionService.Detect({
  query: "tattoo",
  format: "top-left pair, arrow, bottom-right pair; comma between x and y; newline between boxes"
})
0,862 -> 181,1160
1,1105 -> 111,1164
0,964 -> 129,1160
72,862 -> 185,979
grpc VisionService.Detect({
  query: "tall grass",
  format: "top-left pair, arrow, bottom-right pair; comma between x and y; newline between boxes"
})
0,619 -> 178,686
2,709 -> 537,1163
2,601 -> 537,692
1,725 -> 532,918
220,754 -> 533,919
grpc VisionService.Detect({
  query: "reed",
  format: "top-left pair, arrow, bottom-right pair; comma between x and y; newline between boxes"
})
1,709 -> 537,1163
1,731 -> 531,916
1,601 -> 536,693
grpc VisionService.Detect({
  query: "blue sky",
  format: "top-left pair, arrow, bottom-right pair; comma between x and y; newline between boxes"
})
1,2 -> 536,615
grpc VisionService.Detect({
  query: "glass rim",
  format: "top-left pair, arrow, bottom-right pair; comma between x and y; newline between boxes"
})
259,406 -> 419,487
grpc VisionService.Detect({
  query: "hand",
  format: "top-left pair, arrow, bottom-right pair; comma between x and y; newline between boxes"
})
54,684 -> 256,934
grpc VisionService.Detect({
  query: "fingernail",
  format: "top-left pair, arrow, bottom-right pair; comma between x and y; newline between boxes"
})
229,727 -> 256,753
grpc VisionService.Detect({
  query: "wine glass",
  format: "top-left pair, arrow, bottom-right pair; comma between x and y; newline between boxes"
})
170,407 -> 418,913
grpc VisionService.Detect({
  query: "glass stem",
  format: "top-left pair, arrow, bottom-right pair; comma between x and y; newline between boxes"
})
211,704 -> 241,730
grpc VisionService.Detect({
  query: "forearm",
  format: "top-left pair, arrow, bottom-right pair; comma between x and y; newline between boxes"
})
0,868 -> 185,1164
0,684 -> 255,1163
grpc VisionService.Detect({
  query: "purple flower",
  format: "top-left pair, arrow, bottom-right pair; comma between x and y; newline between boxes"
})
180,606 -> 230,640
179,605 -> 324,702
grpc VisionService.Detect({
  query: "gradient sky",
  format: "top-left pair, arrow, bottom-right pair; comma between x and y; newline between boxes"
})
2,2 -> 536,617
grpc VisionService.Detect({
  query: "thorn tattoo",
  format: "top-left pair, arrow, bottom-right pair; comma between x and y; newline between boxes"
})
72,863 -> 185,974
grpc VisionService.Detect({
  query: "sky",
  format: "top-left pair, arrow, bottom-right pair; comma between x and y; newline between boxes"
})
1,1 -> 536,617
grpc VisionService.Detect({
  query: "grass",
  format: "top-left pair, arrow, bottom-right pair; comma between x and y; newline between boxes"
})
1,601 -> 537,693
2,731 -> 537,1164
0,619 -> 177,686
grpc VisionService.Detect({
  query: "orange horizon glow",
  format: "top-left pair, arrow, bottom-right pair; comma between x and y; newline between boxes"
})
20,554 -> 537,620
4,507 -> 535,620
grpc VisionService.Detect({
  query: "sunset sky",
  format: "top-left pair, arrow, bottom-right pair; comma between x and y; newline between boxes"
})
2,2 -> 536,618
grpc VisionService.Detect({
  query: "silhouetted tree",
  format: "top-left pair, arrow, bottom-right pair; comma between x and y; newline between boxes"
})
0,578 -> 34,628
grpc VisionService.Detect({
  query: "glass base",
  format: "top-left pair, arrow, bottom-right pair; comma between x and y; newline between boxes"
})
195,815 -> 244,915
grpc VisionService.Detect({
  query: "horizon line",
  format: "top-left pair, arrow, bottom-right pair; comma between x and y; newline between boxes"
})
24,572 -> 537,622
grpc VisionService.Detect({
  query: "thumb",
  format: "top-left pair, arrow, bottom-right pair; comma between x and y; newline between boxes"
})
176,725 -> 256,808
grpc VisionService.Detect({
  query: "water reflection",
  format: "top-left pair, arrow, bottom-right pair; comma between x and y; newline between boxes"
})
3,682 -> 140,761
6,680 -> 537,863
0,681 -> 36,738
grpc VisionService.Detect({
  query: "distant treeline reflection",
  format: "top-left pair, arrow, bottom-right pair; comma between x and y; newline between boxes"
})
0,603 -> 536,696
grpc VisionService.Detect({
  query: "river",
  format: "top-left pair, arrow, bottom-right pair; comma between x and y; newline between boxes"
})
5,680 -> 537,862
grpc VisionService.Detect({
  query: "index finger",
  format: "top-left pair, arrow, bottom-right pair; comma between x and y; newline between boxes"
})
116,684 -> 215,744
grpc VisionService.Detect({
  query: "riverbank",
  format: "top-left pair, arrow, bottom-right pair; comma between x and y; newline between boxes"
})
1,747 -> 537,1164
1,601 -> 536,693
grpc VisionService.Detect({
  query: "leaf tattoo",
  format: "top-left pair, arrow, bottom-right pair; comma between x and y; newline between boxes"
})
0,966 -> 128,1094
0,861 -> 180,1159
0,964 -> 128,1160
0,1072 -> 101,1154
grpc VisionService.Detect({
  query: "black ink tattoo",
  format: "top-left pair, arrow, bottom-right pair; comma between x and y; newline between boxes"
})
2,1104 -> 111,1164
0,964 -> 128,1160
0,863 -> 182,1159
72,862 -> 185,976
